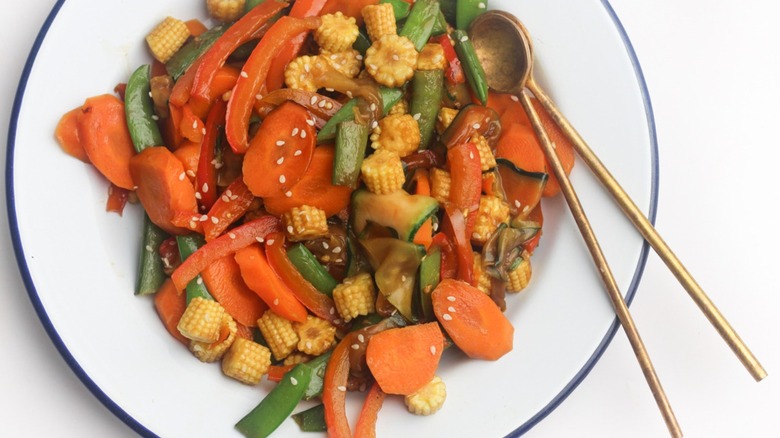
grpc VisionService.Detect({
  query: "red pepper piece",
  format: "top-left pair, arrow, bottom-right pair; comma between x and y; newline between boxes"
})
106,183 -> 130,215
189,1 -> 289,111
225,16 -> 321,153
170,215 -> 281,292
433,34 -> 466,85
202,177 -> 256,242
354,381 -> 386,438
430,232 -> 458,280
195,99 -> 226,211
442,205 -> 474,285
447,142 -> 482,235
323,333 -> 356,438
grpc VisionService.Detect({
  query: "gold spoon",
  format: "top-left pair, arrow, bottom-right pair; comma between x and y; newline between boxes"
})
469,10 -> 766,382
469,10 -> 684,437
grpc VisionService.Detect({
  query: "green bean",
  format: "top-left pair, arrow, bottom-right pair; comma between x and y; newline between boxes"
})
286,244 -> 338,296
165,25 -> 228,80
380,0 -> 411,20
452,29 -> 489,105
317,87 -> 404,143
456,0 -> 488,30
135,216 -> 167,296
176,235 -> 214,304
399,0 -> 440,51
410,69 -> 445,149
125,65 -> 164,152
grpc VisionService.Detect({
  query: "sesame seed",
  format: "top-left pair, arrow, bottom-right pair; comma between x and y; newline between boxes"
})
330,307 -> 336,315
430,346 -> 437,355
323,242 -> 330,249
473,123 -> 481,130
370,103 -> 377,112
277,157 -> 285,165
267,239 -> 275,246
306,341 -> 312,350
202,183 -> 209,193
310,96 -> 318,105
306,119 -> 315,126
292,128 -> 299,136
211,216 -> 219,224
346,91 -> 354,98
433,222 -> 439,231
148,91 -> 152,98
201,127 -> 206,135
448,306 -> 456,313
478,2 -> 486,8
200,215 -> 209,222
279,175 -> 286,184
294,150 -> 302,157
285,191 -> 293,198
240,71 -> 248,78
351,344 -> 360,350
256,237 -> 265,243
274,298 -> 279,306
460,35 -> 469,42
256,94 -> 263,100
332,247 -> 342,254
326,88 -> 335,92
151,115 -> 159,121
335,259 -> 343,263
228,232 -> 236,239
371,121 -> 378,129
318,100 -> 326,108
192,120 -> 198,129
392,54 -> 400,61
145,245 -> 153,252
337,386 -> 347,392
356,55 -> 363,61
276,140 -> 286,147
195,192 -> 202,200
197,277 -> 203,285
187,170 -> 196,178
469,151 -> 474,160
442,313 -> 453,321
304,64 -> 311,72
222,195 -> 230,203
287,225 -> 294,233
301,130 -> 307,139
401,275 -> 407,282
179,172 -> 186,181
515,200 -> 521,208
523,205 -> 531,214
189,221 -> 197,229
325,102 -> 333,109
472,232 -> 480,239
511,95 -> 520,102
290,377 -> 298,386
369,64 -> 378,71
358,334 -> 365,343
447,296 -> 456,302
413,113 -> 421,121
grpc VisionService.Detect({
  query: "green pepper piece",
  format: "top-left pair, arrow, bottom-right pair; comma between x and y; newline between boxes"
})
165,24 -> 228,80
399,0 -> 440,51
176,235 -> 214,304
418,247 -> 441,321
317,87 -> 404,143
291,404 -> 327,432
135,216 -> 167,296
456,0 -> 488,30
235,363 -> 313,438
380,0 -> 411,20
440,0 -> 457,24
410,69 -> 444,149
301,350 -> 333,400
353,29 -> 372,56
125,65 -> 164,152
286,244 -> 338,297
333,120 -> 370,188
452,29 -> 489,105
244,0 -> 267,13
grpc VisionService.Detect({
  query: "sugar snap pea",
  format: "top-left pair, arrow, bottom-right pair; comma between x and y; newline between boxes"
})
452,29 -> 489,105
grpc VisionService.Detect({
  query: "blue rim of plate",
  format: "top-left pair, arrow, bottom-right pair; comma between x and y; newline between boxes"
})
6,1 -> 657,437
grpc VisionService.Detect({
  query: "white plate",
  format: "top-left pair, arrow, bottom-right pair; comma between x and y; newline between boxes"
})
7,0 -> 656,436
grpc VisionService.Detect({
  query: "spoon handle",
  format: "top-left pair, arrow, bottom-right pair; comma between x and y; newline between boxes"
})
517,91 -> 683,438
526,78 -> 767,383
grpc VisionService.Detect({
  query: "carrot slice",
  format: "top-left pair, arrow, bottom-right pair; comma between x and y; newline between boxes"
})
179,104 -> 205,144
210,65 -> 240,100
432,279 -> 514,360
263,145 -> 352,217
185,19 -> 207,37
354,381 -> 386,438
242,102 -> 315,197
172,140 -> 200,182
154,279 -> 189,345
129,146 -> 199,235
495,123 -> 546,174
77,94 -> 136,189
201,255 -> 269,327
55,107 -> 89,163
365,322 -> 444,395
235,243 -> 308,323
487,91 -> 530,129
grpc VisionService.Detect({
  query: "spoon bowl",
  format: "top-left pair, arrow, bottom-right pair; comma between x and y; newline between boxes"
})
470,11 -> 533,94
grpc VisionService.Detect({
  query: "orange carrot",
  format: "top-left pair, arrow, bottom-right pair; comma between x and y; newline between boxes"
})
487,91 -> 530,129
431,279 -> 514,360
154,278 -> 189,345
495,123 -> 546,174
201,255 -> 269,327
365,322 -> 444,395
172,140 -> 200,182
77,94 -> 136,189
354,381 -> 386,438
163,102 -> 185,149
185,19 -> 207,37
129,146 -> 199,235
263,145 -> 352,217
530,98 -> 576,197
234,243 -> 308,323
210,65 -> 240,100
179,104 -> 205,143
412,169 -> 433,249
55,107 -> 89,163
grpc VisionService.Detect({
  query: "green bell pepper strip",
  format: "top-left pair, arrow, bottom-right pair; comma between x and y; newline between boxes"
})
452,29 -> 489,105
135,216 -> 167,296
380,0 -> 411,20
456,0 -> 488,30
125,64 -> 167,296
292,404 -> 327,432
317,87 -> 404,143
176,235 -> 214,304
352,29 -> 371,56
286,244 -> 338,296
333,120 -> 370,188
398,0 -> 440,51
165,24 -> 228,80
301,349 -> 333,400
410,69 -> 444,149
235,363 -> 314,438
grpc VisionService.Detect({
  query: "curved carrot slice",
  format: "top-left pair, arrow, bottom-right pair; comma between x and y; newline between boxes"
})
201,255 -> 269,327
129,146 -> 199,235
55,107 -> 89,162
77,94 -> 136,189
154,279 -> 188,345
242,102 -> 315,198
172,140 -> 200,182
495,123 -> 546,174
432,279 -> 514,360
171,215 -> 282,292
263,145 -> 352,217
235,243 -> 308,323
365,322 -> 444,395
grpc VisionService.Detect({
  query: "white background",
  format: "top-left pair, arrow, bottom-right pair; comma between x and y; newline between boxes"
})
1,1 -> 778,437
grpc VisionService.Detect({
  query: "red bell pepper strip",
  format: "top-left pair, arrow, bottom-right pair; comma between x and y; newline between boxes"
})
225,16 -> 321,153
265,233 -> 342,327
447,142 -> 482,235
442,205 -> 474,285
170,215 -> 281,292
354,381 -> 386,438
170,210 -> 205,234
195,99 -> 226,211
106,183 -> 130,215
433,34 -> 466,85
323,333 -> 356,438
430,232 -> 457,280
265,0 -> 329,92
267,364 -> 296,383
202,177 -> 256,241
189,1 -> 289,111
523,203 -> 544,254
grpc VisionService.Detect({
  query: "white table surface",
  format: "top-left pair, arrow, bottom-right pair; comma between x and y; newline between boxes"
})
2,1 -> 778,437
